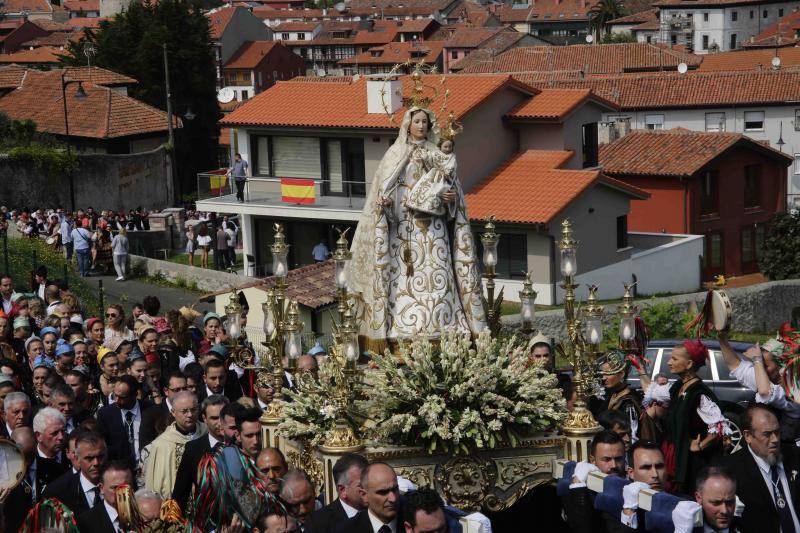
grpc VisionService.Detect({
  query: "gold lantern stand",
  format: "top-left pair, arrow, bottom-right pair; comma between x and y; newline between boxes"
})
480,216 -> 503,336
556,220 -> 602,461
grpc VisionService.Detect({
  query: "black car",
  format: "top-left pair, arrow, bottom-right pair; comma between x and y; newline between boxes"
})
627,339 -> 756,451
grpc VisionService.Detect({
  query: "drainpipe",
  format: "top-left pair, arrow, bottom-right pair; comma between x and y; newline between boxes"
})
682,175 -> 689,234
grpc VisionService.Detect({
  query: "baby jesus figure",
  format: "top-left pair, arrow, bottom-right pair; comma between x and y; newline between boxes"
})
405,137 -> 458,216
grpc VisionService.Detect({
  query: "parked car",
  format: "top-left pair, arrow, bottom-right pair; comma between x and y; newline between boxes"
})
627,339 -> 755,452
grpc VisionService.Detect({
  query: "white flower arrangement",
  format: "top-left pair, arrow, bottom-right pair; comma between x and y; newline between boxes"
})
360,330 -> 566,454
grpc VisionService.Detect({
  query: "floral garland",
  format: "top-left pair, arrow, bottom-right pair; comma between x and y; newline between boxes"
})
359,330 -> 566,455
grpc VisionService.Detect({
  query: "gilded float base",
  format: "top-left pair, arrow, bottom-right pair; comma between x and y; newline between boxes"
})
319,425 -> 364,454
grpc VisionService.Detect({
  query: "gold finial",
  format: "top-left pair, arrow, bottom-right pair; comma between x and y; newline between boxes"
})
439,111 -> 462,141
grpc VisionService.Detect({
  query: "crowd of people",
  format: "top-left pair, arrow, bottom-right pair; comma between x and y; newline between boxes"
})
0,266 -> 476,532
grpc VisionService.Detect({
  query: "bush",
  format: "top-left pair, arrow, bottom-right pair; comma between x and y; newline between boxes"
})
760,212 -> 800,280
603,299 -> 690,347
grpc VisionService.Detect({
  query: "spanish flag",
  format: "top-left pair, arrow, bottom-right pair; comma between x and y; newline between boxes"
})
281,178 -> 316,205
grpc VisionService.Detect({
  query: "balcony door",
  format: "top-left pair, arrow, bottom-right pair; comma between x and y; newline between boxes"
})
322,138 -> 365,197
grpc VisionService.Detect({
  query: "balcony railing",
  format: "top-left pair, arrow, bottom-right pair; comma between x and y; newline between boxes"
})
196,172 -> 369,210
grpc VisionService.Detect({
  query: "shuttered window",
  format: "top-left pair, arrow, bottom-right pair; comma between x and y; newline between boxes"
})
272,137 -> 321,179
326,140 -> 343,193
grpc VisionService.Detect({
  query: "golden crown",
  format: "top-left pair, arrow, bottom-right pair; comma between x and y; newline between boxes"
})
439,111 -> 462,141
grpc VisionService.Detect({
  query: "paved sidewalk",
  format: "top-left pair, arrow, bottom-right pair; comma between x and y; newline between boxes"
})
84,271 -> 214,315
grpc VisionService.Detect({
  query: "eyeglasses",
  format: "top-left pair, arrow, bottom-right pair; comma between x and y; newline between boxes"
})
168,386 -> 187,393
175,408 -> 197,415
105,313 -> 118,318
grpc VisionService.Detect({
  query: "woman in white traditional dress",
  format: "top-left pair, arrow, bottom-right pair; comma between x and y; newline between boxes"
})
348,104 -> 486,351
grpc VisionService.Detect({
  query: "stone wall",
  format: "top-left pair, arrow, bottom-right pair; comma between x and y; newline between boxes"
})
507,280 -> 800,341
0,147 -> 171,211
130,254 -> 258,293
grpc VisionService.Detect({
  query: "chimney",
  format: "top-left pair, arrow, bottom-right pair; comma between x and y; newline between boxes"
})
598,122 -> 616,145
322,7 -> 327,15
615,117 -> 631,139
367,74 -> 402,114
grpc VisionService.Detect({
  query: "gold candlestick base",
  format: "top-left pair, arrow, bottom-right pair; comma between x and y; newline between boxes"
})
319,424 -> 364,453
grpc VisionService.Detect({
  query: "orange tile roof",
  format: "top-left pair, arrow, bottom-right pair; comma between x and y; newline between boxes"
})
67,16 -> 108,28
512,68 -> 800,109
0,65 -> 25,88
393,18 -> 439,33
607,8 -> 657,25
466,150 -> 648,224
744,9 -> 800,48
21,30 -> 84,47
224,41 -> 280,69
30,20 -> 74,32
261,260 -> 336,310
599,129 -> 793,177
443,26 -> 509,48
0,46 -> 66,64
62,66 -> 137,85
0,0 -> 52,13
0,70 -> 178,139
207,6 -> 238,40
458,43 -> 702,74
62,0 -> 99,11
446,31 -> 525,71
698,48 -> 800,71
221,74 -> 536,129
339,40 -> 444,65
507,88 -> 617,120
273,21 -> 321,31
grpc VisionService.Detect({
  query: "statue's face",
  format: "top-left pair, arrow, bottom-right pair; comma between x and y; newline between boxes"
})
440,139 -> 454,154
409,111 -> 429,141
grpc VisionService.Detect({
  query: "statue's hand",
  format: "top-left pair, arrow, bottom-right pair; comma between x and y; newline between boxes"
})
439,190 -> 456,203
377,196 -> 393,208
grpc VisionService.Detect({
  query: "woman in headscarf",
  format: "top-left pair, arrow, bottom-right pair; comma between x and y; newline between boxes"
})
663,339 -> 731,493
347,100 -> 485,352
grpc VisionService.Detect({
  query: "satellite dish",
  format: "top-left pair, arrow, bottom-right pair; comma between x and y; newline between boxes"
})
677,62 -> 688,74
335,2 -> 346,12
772,55 -> 781,69
217,87 -> 235,103
317,68 -> 326,77
585,34 -> 593,43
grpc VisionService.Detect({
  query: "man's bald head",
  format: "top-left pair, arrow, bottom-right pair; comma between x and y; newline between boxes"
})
11,426 -> 35,458
297,355 -> 317,372
257,447 -> 288,495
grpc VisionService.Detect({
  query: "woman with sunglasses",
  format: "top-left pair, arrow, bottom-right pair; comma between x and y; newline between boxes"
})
104,304 -> 133,343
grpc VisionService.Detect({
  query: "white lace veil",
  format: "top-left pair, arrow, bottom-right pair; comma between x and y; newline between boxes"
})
347,107 -> 439,313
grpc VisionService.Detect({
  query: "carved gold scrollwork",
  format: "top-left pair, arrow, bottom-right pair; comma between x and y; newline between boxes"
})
287,444 -> 325,496
434,456 -> 496,512
482,479 -> 551,512
497,459 -> 548,487
396,466 -> 434,489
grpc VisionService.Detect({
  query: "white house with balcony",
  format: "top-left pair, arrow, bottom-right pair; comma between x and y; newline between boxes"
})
198,74 -> 705,304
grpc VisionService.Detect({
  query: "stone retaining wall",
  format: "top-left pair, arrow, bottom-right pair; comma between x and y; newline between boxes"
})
507,280 -> 800,341
130,254 -> 257,293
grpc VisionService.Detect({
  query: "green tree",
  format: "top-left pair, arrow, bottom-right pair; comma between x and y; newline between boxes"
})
61,0 -> 220,200
589,0 -> 627,37
601,31 -> 636,44
760,211 -> 800,280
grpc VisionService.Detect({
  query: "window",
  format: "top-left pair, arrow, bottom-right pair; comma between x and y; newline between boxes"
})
702,34 -> 709,49
700,170 -> 719,216
749,10 -> 754,18
241,90 -> 249,100
320,138 -> 365,197
582,122 -> 598,168
705,112 -> 725,132
253,136 -> 271,176
744,110 -> 764,131
744,164 -> 760,209
707,232 -> 723,268
741,225 -> 765,264
272,136 -> 321,178
645,114 -> 664,130
795,154 -> 800,174
762,9 -> 768,18
671,34 -> 678,45
795,109 -> 800,131
617,215 -> 628,249
779,8 -> 784,17
646,35 -> 652,43
729,33 -> 737,49
297,32 -> 305,40
451,50 -> 458,59
703,11 -> 708,21
282,32 -> 290,40
478,233 -> 527,279
730,10 -> 737,21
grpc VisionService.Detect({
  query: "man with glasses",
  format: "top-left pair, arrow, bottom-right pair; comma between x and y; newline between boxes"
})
139,371 -> 187,451
143,390 -> 207,498
173,394 -> 229,512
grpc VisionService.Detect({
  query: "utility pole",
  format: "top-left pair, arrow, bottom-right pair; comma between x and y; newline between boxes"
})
163,43 -> 177,205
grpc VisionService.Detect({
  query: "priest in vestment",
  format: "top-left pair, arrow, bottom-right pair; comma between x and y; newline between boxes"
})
143,390 -> 207,498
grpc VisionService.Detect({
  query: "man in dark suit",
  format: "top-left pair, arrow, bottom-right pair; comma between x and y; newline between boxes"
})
561,430 -> 631,533
338,461 -> 401,533
281,468 -> 321,532
722,404 -> 800,532
76,460 -> 134,533
3,391 -> 31,438
139,371 -> 187,451
694,466 -> 739,533
197,356 -> 242,403
5,427 -> 67,532
402,487 -> 449,533
619,441 -> 668,531
305,453 -> 368,533
43,431 -> 107,516
48,383 -> 91,435
172,393 -> 229,512
256,447 -> 288,498
96,375 -> 151,468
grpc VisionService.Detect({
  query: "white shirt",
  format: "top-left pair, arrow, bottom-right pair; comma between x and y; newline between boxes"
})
367,510 -> 397,533
121,402 -> 142,461
339,499 -> 360,519
1,295 -> 13,314
731,360 -> 800,419
209,434 -> 220,450
80,472 -> 100,507
258,398 -> 270,410
704,525 -> 728,533
748,446 -> 800,531
103,500 -> 121,533
37,445 -> 59,462
37,283 -> 46,300
26,458 -> 38,499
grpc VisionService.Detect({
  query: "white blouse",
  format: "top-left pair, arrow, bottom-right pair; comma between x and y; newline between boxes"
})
697,395 -> 732,435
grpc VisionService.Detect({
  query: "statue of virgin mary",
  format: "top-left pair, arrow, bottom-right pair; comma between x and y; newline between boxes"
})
347,102 -> 486,351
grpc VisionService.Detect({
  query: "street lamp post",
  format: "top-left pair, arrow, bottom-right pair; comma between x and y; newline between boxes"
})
60,72 -> 87,212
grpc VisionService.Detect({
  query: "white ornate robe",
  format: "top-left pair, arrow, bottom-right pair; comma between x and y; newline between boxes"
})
142,421 -> 207,498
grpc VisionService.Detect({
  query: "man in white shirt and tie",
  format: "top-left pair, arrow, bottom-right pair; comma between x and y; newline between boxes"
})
77,460 -> 135,532
33,407 -> 66,463
341,462 -> 400,533
43,431 -> 107,516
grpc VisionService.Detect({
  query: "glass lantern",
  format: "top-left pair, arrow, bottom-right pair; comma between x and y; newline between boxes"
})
224,293 -> 242,341
271,223 -> 290,279
480,218 -> 499,270
262,297 -> 276,338
518,273 -> 537,331
344,334 -> 359,362
285,330 -> 303,360
585,317 -> 603,345
560,247 -> 577,277
332,228 -> 352,291
619,315 -> 636,342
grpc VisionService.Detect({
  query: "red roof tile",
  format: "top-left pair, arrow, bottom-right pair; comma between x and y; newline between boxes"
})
62,0 -> 99,11
607,8 -> 657,25
447,31 -> 526,71
507,88 -> 617,120
0,70 -> 177,139
698,48 -> 800,71
338,40 -> 444,65
744,9 -> 800,48
513,68 -> 800,109
67,16 -> 108,28
21,30 -> 84,47
0,46 -> 66,64
0,0 -> 52,14
273,21 -> 321,31
224,41 -> 281,69
262,260 -> 336,310
599,129 -> 792,177
30,20 -> 73,32
465,150 -> 648,224
0,65 -> 25,88
443,26 -> 509,48
458,43 -> 702,74
207,6 -> 238,40
220,74 -> 536,129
